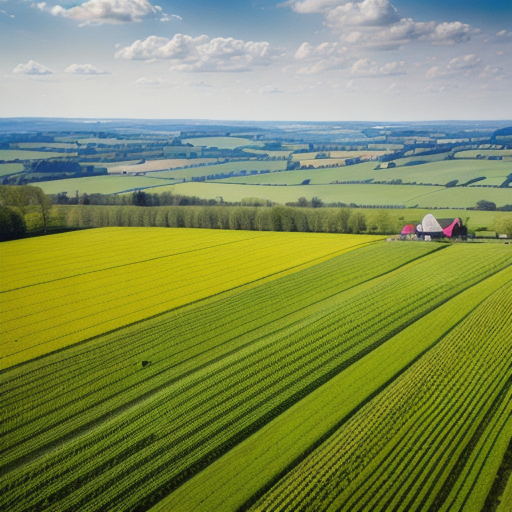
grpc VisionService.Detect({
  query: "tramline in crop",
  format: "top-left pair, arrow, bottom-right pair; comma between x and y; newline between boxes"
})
1,243 -> 510,512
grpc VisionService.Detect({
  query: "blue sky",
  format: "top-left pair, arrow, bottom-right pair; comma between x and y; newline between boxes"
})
1,0 -> 511,121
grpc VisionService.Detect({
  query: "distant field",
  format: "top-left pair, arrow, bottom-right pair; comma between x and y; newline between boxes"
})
242,148 -> 292,158
149,181 -> 443,206
218,159 -> 511,188
34,175 -> 177,195
388,152 -> 451,166
0,163 -> 24,177
298,158 -> 349,168
108,158 -> 218,173
149,180 -> 512,208
16,142 -> 78,149
455,149 -> 512,158
76,138 -> 150,145
0,150 -> 77,161
149,160 -> 287,180
182,137 -> 264,149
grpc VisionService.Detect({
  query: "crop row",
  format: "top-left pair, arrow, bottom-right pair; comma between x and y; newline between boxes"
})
149,265 -> 512,512
1,243 -> 434,456
249,282 -> 512,512
1,244 -> 510,512
1,229 -> 375,367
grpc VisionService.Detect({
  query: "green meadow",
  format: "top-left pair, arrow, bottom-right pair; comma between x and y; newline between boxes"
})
34,175 -> 177,195
0,150 -> 77,161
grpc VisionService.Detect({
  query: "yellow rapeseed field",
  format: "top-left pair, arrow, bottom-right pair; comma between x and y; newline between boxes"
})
0,227 -> 380,368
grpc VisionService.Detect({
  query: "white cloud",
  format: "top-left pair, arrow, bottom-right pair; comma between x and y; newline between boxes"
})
294,41 -> 349,73
1,8 -> 14,17
496,30 -> 512,41
325,0 -> 399,29
287,0 -> 478,49
479,65 -> 506,82
295,41 -> 347,59
64,63 -> 110,74
350,58 -> 405,76
133,77 -> 214,87
447,54 -> 481,70
288,0 -> 345,14
116,34 -> 282,72
426,54 -> 482,80
13,60 -> 53,75
259,85 -> 283,94
37,0 -> 173,25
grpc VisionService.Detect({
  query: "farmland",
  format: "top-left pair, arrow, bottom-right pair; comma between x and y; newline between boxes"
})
33,175 -> 178,195
141,180 -> 512,209
182,137 -> 264,149
0,228 -> 511,512
0,150 -> 78,161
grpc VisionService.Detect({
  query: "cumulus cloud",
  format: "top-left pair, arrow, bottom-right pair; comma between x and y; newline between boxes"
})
325,0 -> 399,30
36,0 -> 174,25
350,58 -> 405,76
294,41 -> 349,73
116,34 -> 281,72
447,54 -> 481,70
426,54 -> 482,80
371,19 -> 478,48
13,60 -> 53,75
64,63 -> 110,74
287,0 -> 478,49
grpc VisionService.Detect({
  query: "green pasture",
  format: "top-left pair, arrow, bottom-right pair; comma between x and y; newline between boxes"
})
147,160 -> 287,180
242,148 -> 292,158
389,152 -> 451,166
182,136 -> 264,149
76,137 -> 150,145
454,149 -> 512,158
16,142 -> 78,150
218,159 -> 511,188
34,175 -> 176,195
0,150 -> 77,161
0,163 -> 24,177
153,180 -> 512,208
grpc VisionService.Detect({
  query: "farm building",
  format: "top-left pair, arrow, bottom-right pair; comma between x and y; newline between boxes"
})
412,214 -> 467,239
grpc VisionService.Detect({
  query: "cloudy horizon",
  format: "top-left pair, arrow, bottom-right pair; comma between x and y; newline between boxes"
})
1,0 -> 511,121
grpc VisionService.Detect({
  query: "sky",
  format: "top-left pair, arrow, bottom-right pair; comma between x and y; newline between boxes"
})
1,0 -> 511,121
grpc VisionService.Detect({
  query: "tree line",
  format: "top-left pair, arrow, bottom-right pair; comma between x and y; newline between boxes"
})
52,204 -> 381,234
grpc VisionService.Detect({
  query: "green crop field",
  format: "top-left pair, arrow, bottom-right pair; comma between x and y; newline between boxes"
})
0,163 -> 24,177
455,149 -> 512,159
218,159 -> 511,188
33,175 -> 178,195
1,229 -> 510,512
0,150 -> 77,161
107,158 -> 218,174
182,137 -> 264,149
16,142 -> 79,150
148,160 -> 287,180
142,180 -> 512,208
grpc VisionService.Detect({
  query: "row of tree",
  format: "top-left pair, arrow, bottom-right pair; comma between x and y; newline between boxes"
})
51,204 -> 403,234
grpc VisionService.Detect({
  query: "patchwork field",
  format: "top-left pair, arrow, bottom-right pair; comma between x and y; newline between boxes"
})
218,160 -> 511,188
107,158 -> 218,174
182,137 -> 264,149
33,175 -> 178,195
0,150 -> 78,161
144,181 -> 512,208
0,228 -> 510,512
